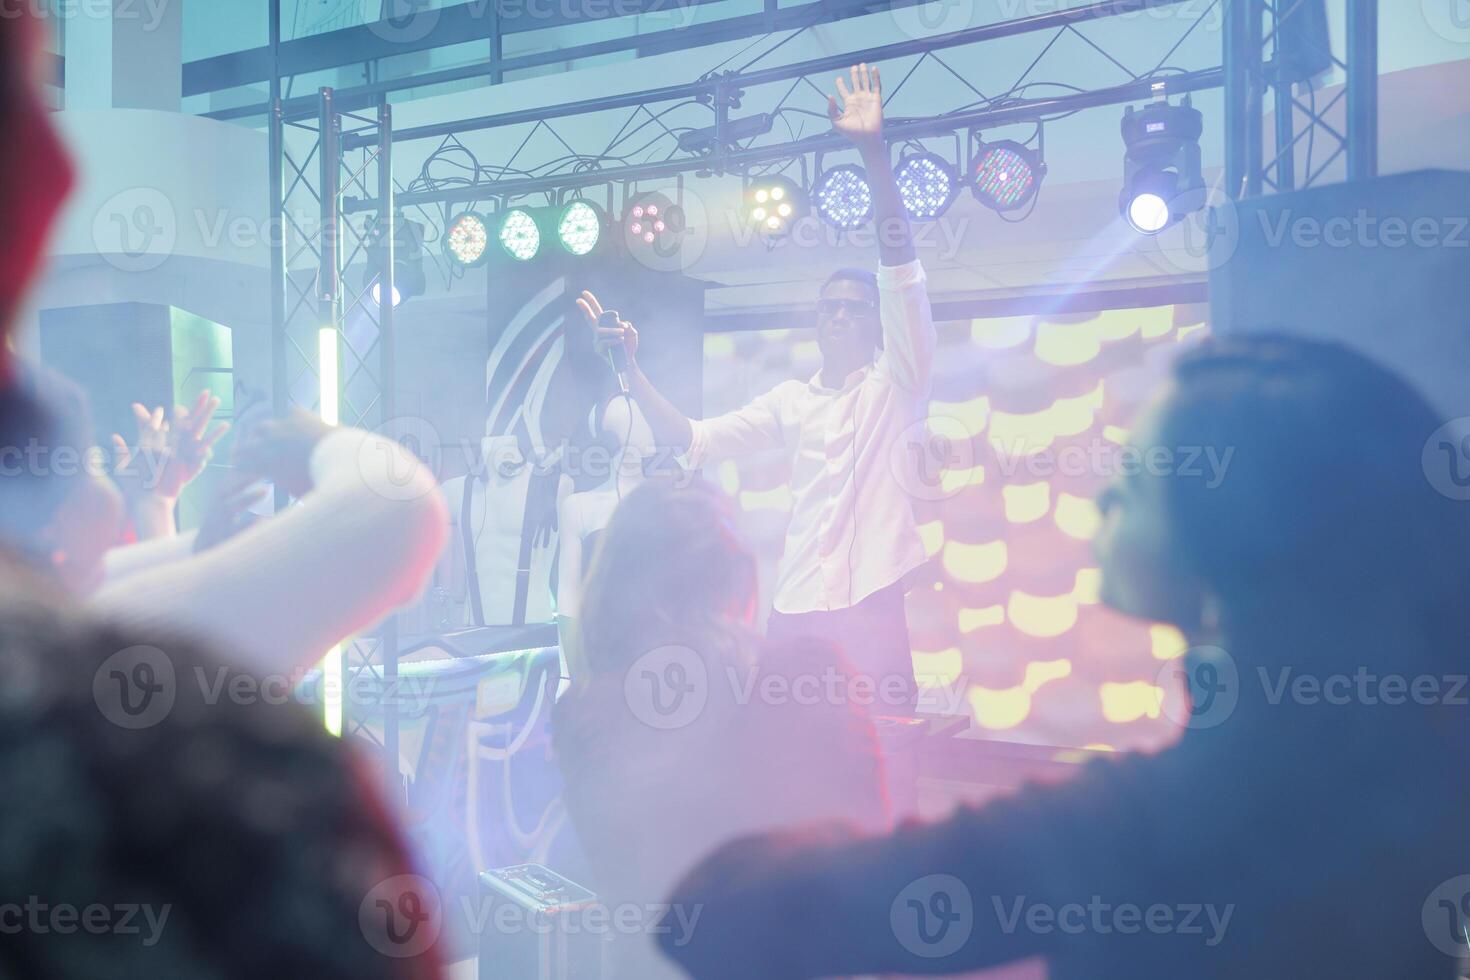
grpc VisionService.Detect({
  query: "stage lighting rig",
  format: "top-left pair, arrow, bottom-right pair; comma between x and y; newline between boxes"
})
462,200 -> 609,265
894,150 -> 958,221
812,164 -> 873,230
364,211 -> 426,307
969,138 -> 1045,213
744,175 -> 805,237
444,211 -> 491,268
622,191 -> 687,254
556,200 -> 604,256
1119,94 -> 1205,235
497,207 -> 542,261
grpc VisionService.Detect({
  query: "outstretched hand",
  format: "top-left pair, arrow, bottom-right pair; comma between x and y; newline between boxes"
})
576,289 -> 639,362
111,390 -> 229,499
828,63 -> 884,152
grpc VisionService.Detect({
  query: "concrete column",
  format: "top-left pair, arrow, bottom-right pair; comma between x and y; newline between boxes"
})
62,0 -> 183,111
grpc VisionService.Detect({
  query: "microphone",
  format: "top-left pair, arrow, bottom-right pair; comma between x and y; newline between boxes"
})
597,309 -> 632,394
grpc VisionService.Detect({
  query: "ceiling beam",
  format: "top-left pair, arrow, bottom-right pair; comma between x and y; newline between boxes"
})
184,0 -> 734,98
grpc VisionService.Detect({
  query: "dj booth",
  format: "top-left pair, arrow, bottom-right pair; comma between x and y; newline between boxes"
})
306,625 -> 591,961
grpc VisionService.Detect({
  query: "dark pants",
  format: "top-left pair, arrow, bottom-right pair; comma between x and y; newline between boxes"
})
766,581 -> 916,716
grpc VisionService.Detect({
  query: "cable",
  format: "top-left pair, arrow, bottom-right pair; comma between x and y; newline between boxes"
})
402,108 -> 707,201
618,393 -> 635,503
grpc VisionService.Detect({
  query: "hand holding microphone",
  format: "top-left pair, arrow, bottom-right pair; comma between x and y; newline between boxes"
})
576,289 -> 639,393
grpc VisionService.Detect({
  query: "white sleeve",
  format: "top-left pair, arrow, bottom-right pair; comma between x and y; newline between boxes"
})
873,259 -> 937,396
102,530 -> 200,585
92,428 -> 450,677
681,382 -> 793,470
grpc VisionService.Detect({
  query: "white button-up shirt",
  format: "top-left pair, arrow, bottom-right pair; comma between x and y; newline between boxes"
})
685,259 -> 936,614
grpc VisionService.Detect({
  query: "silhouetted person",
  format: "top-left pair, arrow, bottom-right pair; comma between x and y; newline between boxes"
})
0,14 -> 442,978
0,367 -> 447,679
661,335 -> 1470,980
0,609 -> 445,979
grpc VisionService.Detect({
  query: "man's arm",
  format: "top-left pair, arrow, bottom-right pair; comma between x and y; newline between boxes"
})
829,63 -> 916,269
575,289 -> 787,467
576,289 -> 693,452
830,63 -> 935,394
93,421 -> 449,676
659,754 -> 1157,979
628,362 -> 694,454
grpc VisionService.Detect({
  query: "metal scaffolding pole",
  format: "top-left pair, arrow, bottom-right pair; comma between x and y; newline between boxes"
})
375,96 -> 401,792
267,0 -> 288,510
1224,0 -> 1378,199
1346,0 -> 1378,180
319,88 -> 341,341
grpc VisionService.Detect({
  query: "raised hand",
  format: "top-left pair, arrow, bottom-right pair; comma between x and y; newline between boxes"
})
111,390 -> 229,499
827,63 -> 884,152
575,289 -> 639,362
110,403 -> 166,477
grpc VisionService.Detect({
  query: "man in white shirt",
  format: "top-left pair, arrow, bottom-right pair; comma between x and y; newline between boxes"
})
577,63 -> 935,711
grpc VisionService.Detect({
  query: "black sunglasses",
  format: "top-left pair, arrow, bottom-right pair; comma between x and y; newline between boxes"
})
817,297 -> 878,318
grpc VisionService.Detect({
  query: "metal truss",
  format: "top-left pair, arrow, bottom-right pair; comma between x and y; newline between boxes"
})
198,0 -> 977,122
1224,0 -> 1377,199
335,0 -> 1226,223
269,2 -> 403,786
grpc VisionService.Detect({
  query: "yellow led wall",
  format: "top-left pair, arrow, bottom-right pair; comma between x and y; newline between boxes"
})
702,303 -> 1209,752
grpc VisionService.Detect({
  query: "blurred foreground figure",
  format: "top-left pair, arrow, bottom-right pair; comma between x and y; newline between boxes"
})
662,336 -> 1470,980
0,606 -> 443,979
0,20 -> 447,677
554,482 -> 888,979
0,14 -> 442,979
0,372 -> 448,679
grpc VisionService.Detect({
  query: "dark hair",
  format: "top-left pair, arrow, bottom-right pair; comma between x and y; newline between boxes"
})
1156,334 -> 1470,662
0,367 -> 96,557
821,267 -> 878,295
0,601 -> 441,979
587,388 -> 626,442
